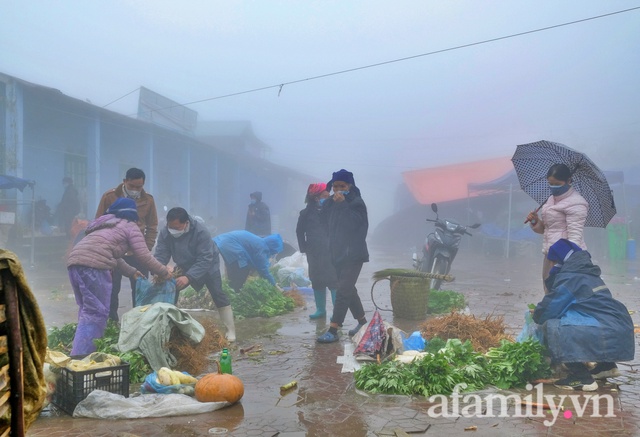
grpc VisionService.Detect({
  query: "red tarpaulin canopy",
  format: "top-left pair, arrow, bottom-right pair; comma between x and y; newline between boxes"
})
402,157 -> 514,204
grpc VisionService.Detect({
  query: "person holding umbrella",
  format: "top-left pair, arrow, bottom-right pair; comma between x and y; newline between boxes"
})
513,140 -> 617,292
526,163 -> 588,291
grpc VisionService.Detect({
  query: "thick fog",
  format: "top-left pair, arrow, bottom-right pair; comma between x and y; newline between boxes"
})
2,1 -> 639,251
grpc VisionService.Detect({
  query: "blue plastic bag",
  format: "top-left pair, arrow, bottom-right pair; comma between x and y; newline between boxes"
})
140,371 -> 196,396
516,310 -> 543,343
135,277 -> 176,307
402,331 -> 426,351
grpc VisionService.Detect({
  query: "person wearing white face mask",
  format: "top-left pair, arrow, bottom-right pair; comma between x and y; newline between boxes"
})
96,167 -> 160,321
154,207 -> 237,342
526,163 -> 589,293
316,169 -> 370,344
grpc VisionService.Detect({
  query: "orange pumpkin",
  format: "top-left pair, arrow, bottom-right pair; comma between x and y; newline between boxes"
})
195,361 -> 244,404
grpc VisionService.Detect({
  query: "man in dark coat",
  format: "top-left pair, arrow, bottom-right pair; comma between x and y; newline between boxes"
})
57,176 -> 81,236
317,169 -> 369,343
533,238 -> 634,391
245,191 -> 271,236
154,207 -> 236,342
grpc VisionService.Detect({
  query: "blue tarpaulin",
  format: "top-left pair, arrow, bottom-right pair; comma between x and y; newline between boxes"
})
0,175 -> 35,191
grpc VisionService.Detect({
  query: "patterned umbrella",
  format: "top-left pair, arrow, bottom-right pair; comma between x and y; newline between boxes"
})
511,140 -> 616,227
354,310 -> 386,359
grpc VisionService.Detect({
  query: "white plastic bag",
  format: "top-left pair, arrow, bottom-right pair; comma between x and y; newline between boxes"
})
73,390 -> 228,418
275,252 -> 310,286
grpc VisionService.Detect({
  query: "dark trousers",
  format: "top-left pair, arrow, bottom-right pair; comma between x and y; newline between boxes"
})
109,255 -> 148,321
180,270 -> 230,308
225,261 -> 251,293
330,262 -> 365,327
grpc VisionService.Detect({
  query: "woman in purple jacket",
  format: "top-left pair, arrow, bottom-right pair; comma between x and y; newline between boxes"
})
67,198 -> 170,355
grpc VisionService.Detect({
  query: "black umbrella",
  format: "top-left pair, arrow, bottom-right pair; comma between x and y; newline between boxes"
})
511,140 -> 616,228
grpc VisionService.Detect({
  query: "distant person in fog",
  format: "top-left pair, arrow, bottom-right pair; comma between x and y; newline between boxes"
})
56,176 -> 81,237
245,191 -> 271,236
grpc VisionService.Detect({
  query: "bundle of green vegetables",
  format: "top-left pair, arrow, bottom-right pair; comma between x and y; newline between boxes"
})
179,277 -> 296,318
354,338 -> 550,396
427,289 -> 466,314
225,277 -> 295,318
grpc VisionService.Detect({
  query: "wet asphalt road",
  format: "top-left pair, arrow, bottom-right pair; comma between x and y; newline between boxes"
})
24,245 -> 640,436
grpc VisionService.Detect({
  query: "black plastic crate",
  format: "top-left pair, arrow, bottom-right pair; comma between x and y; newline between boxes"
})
52,359 -> 129,415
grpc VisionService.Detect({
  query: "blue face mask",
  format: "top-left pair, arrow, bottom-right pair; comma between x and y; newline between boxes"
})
549,184 -> 570,196
250,199 -> 257,204
318,198 -> 326,206
339,191 -> 349,196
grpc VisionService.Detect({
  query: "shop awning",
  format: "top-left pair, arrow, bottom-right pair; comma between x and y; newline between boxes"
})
402,157 -> 513,204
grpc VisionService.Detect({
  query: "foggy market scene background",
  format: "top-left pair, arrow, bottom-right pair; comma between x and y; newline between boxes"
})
2,1 -> 640,436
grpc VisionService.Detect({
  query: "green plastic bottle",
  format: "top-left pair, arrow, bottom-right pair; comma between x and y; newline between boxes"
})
219,348 -> 232,374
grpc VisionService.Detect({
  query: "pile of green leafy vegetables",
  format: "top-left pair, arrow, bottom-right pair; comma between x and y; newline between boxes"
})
178,277 -> 296,318
225,277 -> 295,318
48,321 -> 151,383
427,289 -> 466,314
354,338 -> 550,396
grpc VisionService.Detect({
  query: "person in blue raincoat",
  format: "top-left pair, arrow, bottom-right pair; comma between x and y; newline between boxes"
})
533,238 -> 634,391
213,230 -> 283,292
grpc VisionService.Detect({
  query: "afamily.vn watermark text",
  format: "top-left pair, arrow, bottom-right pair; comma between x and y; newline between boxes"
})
426,383 -> 615,426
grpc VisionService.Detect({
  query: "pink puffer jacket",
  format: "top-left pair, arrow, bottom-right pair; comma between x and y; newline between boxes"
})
531,187 -> 588,254
67,214 -> 167,278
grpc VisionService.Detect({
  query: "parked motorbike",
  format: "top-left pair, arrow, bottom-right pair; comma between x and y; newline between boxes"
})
413,203 -> 481,290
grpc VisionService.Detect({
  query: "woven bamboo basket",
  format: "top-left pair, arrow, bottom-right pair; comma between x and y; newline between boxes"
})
371,269 -> 454,320
389,275 -> 430,320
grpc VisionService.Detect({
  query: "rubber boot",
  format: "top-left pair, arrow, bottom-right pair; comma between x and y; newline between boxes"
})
330,289 -> 337,306
218,305 -> 237,342
309,289 -> 327,319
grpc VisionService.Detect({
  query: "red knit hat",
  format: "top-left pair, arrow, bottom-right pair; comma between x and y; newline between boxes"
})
307,183 -> 327,196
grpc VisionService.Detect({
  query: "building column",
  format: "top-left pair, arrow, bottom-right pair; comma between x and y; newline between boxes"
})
4,79 -> 24,179
86,115 -> 101,216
